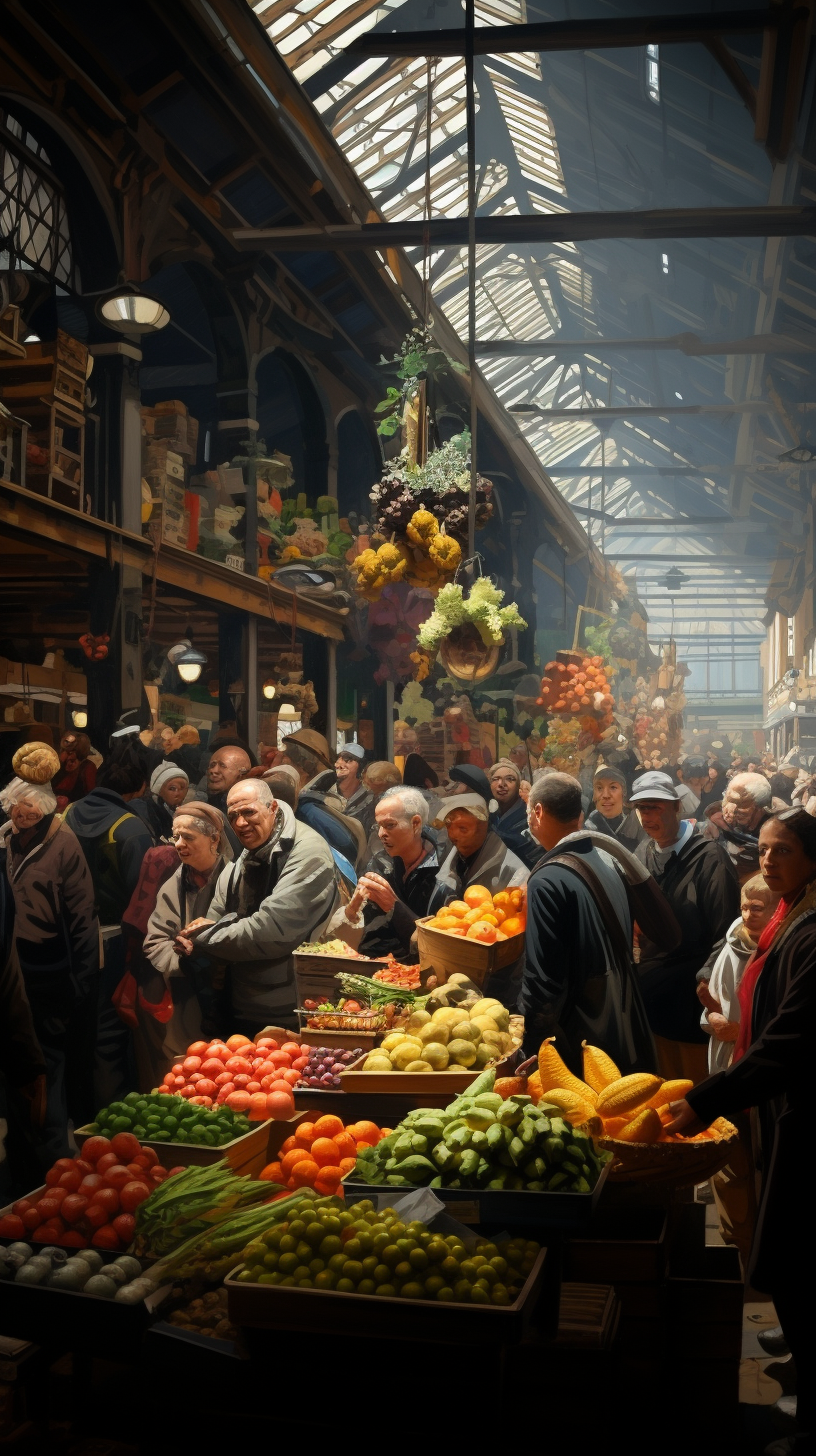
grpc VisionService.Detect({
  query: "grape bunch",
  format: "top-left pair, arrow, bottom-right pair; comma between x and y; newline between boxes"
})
296,1046 -> 364,1090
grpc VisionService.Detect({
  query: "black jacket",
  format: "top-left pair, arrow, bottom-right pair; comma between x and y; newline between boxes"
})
634,829 -> 740,1043
0,848 -> 45,1088
519,836 -> 656,1077
491,798 -> 539,870
64,788 -> 155,925
688,909 -> 816,1292
358,836 -> 439,959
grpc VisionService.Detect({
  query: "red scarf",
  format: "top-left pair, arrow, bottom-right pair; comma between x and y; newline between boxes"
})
734,896 -> 789,1062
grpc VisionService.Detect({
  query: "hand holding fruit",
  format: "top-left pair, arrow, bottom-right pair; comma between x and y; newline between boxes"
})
173,933 -> 194,957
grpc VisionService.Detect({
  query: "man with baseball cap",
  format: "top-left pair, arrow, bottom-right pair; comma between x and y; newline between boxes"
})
429,765 -> 528,915
585,765 -> 646,854
631,770 -> 739,1083
331,741 -> 375,840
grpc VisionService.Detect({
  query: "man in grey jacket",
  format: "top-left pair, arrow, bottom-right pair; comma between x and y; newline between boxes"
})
179,779 -> 338,1034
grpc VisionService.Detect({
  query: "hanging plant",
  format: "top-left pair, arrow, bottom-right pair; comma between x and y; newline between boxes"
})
374,326 -> 467,437
370,429 -> 493,545
414,579 -> 527,682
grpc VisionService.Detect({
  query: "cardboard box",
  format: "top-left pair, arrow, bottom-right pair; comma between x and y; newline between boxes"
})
147,502 -> 188,548
145,475 -> 185,512
153,399 -> 187,416
144,443 -> 185,480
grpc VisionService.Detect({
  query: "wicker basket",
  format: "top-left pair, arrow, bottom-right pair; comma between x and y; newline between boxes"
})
597,1117 -> 739,1189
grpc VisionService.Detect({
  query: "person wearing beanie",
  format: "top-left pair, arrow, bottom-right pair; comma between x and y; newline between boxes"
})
429,764 -> 528,918
585,766 -> 647,854
140,761 -> 190,844
489,758 -> 539,870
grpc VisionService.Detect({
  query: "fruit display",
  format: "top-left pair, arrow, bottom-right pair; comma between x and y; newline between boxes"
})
0,1137 -> 181,1251
0,1242 -> 157,1302
260,1114 -> 390,1194
149,1189 -> 319,1285
301,969 -> 420,1032
417,578 -> 526,654
579,1042 -> 730,1146
360,995 -> 519,1075
295,1045 -> 366,1089
86,1090 -> 253,1144
423,883 -> 527,944
163,1287 -> 237,1341
539,716 -> 582,773
372,962 -> 422,991
131,1162 -> 280,1260
294,940 -> 382,959
160,1032 -> 304,1122
233,1192 -> 542,1304
537,654 -> 615,724
351,1067 -> 605,1193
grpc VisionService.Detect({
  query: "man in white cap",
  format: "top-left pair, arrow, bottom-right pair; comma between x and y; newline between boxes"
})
331,741 -> 375,839
429,765 -> 528,915
631,769 -> 739,1083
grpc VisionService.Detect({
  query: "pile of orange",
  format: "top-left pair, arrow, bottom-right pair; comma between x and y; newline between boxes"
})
259,1116 -> 390,1196
425,884 -> 526,945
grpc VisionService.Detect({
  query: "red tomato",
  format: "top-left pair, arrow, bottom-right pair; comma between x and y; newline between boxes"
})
266,1091 -> 295,1121
157,1086 -> 172,1095
281,1042 -> 302,1060
61,1194 -> 90,1224
291,1056 -> 310,1071
95,1152 -> 120,1175
265,1050 -> 292,1069
139,1145 -> 159,1168
45,1185 -> 67,1207
149,1167 -> 167,1184
44,1168 -> 63,1187
225,1090 -> 251,1112
58,1169 -> 82,1192
281,1070 -> 300,1088
91,1225 -> 121,1250
188,1072 -> 203,1085
101,1165 -> 131,1191
200,1058 -> 225,1079
110,1132 -> 141,1163
78,1174 -> 104,1197
213,1071 -> 233,1087
125,1163 -> 144,1179
189,1095 -> 213,1108
182,1055 -> 202,1075
22,1206 -> 42,1230
112,1213 -> 135,1243
196,1079 -> 217,1099
246,1081 -> 261,1094
173,1076 -> 186,1090
167,1166 -> 185,1177
119,1180 -> 151,1212
224,1056 -> 252,1076
11,1198 -> 33,1217
205,1043 -> 230,1060
267,1079 -> 295,1097
187,1040 -> 209,1057
255,1037 -> 278,1051
53,1157 -> 76,1175
94,1186 -> 121,1214
59,1229 -> 88,1248
36,1196 -> 64,1220
232,1074 -> 251,1090
0,1214 -> 25,1238
84,1203 -> 110,1229
180,1085 -> 195,1099
75,1159 -> 94,1176
33,1222 -> 63,1242
171,1063 -> 184,1076
162,1072 -> 176,1088
215,1083 -> 234,1104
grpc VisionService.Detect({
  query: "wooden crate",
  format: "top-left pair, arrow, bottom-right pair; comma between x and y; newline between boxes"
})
226,1247 -> 548,1344
296,1026 -> 380,1050
415,917 -> 524,988
74,1112 -> 305,1179
293,950 -> 389,1007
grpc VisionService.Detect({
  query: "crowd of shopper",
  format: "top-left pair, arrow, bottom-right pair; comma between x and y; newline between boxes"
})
0,722 -> 811,1451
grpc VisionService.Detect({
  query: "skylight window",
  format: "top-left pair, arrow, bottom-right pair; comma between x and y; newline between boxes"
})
646,44 -> 661,105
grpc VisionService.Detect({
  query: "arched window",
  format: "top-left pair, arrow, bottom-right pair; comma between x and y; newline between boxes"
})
0,108 -> 72,284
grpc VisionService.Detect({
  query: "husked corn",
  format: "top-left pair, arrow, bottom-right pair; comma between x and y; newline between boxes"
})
596,1072 -> 663,1117
581,1041 -> 621,1093
538,1038 -> 598,1105
615,1107 -> 663,1143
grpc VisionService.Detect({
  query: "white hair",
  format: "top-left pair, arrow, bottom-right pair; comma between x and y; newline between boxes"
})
728,772 -> 772,809
0,778 -> 58,815
378,785 -> 429,825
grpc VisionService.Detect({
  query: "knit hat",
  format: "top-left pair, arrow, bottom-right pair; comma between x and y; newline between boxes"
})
173,800 -> 233,860
594,764 -> 627,792
151,760 -> 189,794
489,757 -> 522,785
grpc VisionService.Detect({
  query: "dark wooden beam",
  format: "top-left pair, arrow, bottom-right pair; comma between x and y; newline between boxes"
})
232,206 -> 816,250
476,333 -> 814,356
345,9 -> 780,58
704,38 -> 758,120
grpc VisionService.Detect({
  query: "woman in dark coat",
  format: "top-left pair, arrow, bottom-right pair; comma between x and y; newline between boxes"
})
667,807 -> 816,1455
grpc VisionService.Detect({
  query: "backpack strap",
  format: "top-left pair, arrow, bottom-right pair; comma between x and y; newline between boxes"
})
106,812 -> 133,843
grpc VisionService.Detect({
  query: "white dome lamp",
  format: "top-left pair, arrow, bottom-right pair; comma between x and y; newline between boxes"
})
175,645 -> 207,685
97,285 -> 170,335
71,707 -> 88,728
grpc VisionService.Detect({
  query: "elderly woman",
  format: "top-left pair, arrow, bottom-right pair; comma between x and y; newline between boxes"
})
0,776 -> 98,1171
142,802 -> 231,1083
584,765 -> 647,854
702,771 -> 773,882
137,761 -> 190,844
489,758 -> 539,869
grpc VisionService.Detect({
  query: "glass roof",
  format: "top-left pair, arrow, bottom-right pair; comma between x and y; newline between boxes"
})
251,0 -> 816,648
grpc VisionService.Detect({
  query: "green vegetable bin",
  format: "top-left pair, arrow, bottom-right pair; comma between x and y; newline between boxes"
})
74,1113 -> 305,1179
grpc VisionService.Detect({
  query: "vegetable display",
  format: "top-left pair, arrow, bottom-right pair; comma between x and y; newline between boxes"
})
161,1032 -> 303,1122
351,1067 -> 605,1194
148,1189 -> 316,1285
164,1287 -> 236,1341
87,1090 -> 251,1145
131,1161 -> 279,1260
423,883 -> 526,943
234,1194 -> 541,1304
0,1135 -> 180,1250
260,1114 -> 390,1194
360,995 -> 519,1075
0,1242 -> 157,1302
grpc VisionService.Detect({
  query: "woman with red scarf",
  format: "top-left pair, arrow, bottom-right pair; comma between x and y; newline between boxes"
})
668,807 -> 816,1456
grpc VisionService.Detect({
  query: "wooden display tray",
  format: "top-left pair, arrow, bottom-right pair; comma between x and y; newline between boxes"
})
415,917 -> 524,987
226,1246 -> 547,1344
74,1112 -> 305,1180
342,1158 -> 611,1229
293,950 -> 390,1008
296,1025 -> 381,1051
337,1053 -> 481,1095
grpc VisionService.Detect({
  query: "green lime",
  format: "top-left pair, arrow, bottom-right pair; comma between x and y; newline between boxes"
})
374,1284 -> 396,1297
492,1285 -> 511,1305
296,1277 -> 313,1288
424,1275 -> 445,1296
396,1238 -> 413,1255
279,1276 -> 296,1287
319,1235 -> 342,1259
111,1116 -> 131,1133
237,1268 -> 254,1282
124,1092 -> 141,1106
288,1220 -> 307,1239
263,1252 -> 279,1270
315,1270 -> 336,1289
132,1125 -> 146,1139
426,1240 -> 447,1264
393,1261 -> 412,1281
336,1278 -> 355,1293
381,1245 -> 401,1268
343,1260 -> 363,1283
454,1279 -> 471,1300
400,1281 -> 424,1300
295,1242 -> 312,1263
441,1256 -> 459,1279
357,1279 -> 377,1296
342,1237 -> 362,1259
373,1263 -> 391,1284
162,1117 -> 178,1133
292,1265 -> 311,1282
361,1256 -> 379,1278
470,1284 -> 490,1303
490,1256 -> 508,1277
409,1247 -> 428,1271
305,1222 -> 324,1247
309,1258 -> 325,1275
258,1272 -> 277,1284
436,1286 -> 455,1301
278,1252 -> 299,1275
321,1215 -> 342,1236
328,1253 -> 347,1274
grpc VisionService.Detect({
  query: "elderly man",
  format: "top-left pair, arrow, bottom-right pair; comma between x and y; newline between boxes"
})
332,742 -> 375,839
326,785 -> 438,958
204,745 -> 251,855
585,765 -> 646,853
489,759 -> 539,869
519,772 -> 658,1075
632,770 -> 739,1082
428,767 -> 528,914
181,778 -> 338,1034
703,771 -> 773,881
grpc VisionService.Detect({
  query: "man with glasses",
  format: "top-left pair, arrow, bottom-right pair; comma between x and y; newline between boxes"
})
178,778 -> 338,1034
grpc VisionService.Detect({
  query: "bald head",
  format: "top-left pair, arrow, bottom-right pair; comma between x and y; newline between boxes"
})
207,745 -> 251,798
226,777 -> 277,849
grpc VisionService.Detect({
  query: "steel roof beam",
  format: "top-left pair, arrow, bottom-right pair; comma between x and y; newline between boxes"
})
232,206 -> 816,249
476,334 -> 816,356
511,403 -> 773,419
344,10 -> 779,59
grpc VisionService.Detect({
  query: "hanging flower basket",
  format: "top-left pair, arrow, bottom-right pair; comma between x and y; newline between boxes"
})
438,622 -> 502,682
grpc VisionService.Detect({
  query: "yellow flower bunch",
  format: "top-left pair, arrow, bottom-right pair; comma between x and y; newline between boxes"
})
429,533 -> 461,571
351,542 -> 411,601
406,509 -> 439,546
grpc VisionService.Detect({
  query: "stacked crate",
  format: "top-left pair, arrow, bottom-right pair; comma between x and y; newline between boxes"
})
0,329 -> 87,510
141,400 -> 199,550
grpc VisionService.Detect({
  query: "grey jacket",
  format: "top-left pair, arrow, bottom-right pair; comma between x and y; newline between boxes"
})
428,829 -> 528,914
195,802 -> 339,1020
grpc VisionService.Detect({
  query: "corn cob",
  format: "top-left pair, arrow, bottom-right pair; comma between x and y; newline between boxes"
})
615,1107 -> 663,1143
646,1078 -> 693,1109
596,1072 -> 662,1118
538,1087 -> 596,1125
538,1038 -> 598,1106
581,1041 -> 621,1093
